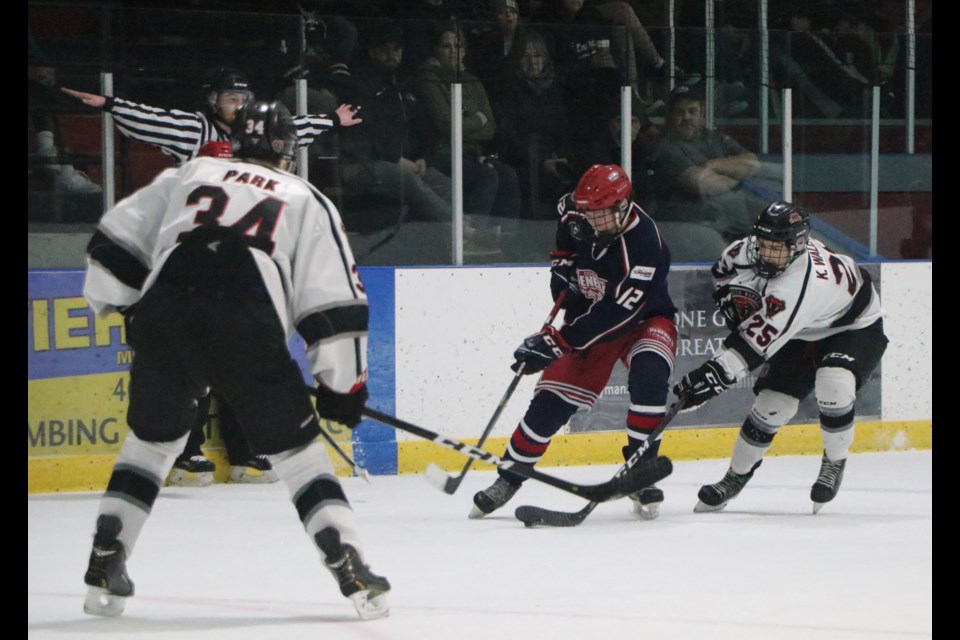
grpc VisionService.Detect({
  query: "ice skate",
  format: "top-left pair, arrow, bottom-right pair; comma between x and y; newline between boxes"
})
628,484 -> 664,520
167,454 -> 215,487
694,461 -> 762,512
315,527 -> 390,620
83,515 -> 134,617
811,452 -> 846,514
469,477 -> 520,518
229,455 -> 278,484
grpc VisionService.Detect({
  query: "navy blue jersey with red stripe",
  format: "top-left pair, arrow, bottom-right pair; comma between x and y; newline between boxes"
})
553,193 -> 677,350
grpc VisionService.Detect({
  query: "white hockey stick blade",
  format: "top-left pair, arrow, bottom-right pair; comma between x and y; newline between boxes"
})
423,463 -> 455,491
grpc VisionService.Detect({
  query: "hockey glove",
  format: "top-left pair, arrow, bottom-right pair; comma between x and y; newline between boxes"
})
314,383 -> 368,429
712,284 -> 749,331
119,303 -> 138,349
511,325 -> 572,375
549,250 -> 581,307
672,360 -> 736,411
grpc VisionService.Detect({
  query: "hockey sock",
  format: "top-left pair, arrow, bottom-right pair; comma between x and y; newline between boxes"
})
269,440 -> 363,560
97,431 -> 189,558
731,417 -> 773,475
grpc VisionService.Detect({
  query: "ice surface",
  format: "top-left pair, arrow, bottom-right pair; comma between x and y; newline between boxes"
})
28,450 -> 932,639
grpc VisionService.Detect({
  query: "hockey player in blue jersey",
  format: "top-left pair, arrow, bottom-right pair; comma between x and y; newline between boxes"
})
470,164 -> 679,520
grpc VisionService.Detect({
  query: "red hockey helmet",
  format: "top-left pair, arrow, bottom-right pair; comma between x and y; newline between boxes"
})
573,164 -> 632,211
570,165 -> 632,248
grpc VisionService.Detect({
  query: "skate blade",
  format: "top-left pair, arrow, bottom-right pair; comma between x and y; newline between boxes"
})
467,505 -> 488,519
693,500 -> 728,513
83,586 -> 128,617
166,470 -> 214,487
633,501 -> 661,520
229,467 -> 279,484
812,502 -> 825,515
350,590 -> 390,620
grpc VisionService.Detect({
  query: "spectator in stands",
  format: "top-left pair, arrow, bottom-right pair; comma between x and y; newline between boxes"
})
490,29 -> 575,220
337,20 -> 453,223
527,0 -> 630,152
27,33 -> 101,195
649,82 -> 770,259
574,93 -> 658,209
469,0 -> 527,91
413,22 -> 523,241
771,4 -> 874,118
395,0 -> 476,76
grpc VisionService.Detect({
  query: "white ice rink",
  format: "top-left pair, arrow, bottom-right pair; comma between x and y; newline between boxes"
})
28,450 -> 931,640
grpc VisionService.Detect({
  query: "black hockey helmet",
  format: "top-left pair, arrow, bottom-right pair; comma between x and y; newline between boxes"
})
231,100 -> 297,168
747,201 -> 811,278
200,67 -> 254,117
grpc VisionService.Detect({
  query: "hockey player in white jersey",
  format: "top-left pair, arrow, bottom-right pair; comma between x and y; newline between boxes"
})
80,101 -> 390,620
672,201 -> 888,514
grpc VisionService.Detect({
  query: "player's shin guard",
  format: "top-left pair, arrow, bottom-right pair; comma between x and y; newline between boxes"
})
812,368 -> 856,513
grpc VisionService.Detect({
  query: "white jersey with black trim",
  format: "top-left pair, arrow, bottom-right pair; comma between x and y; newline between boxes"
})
710,237 -> 883,379
105,96 -> 339,165
83,155 -> 367,393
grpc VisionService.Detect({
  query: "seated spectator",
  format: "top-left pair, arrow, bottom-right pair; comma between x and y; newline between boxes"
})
469,0 -> 527,90
648,82 -> 770,257
574,93 -> 658,210
771,5 -> 874,118
337,19 -> 453,224
27,34 -> 101,195
528,0 -> 629,153
412,21 -> 523,242
490,29 -> 576,220
395,0 -> 475,76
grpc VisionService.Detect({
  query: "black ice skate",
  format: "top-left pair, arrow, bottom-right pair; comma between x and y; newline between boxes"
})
469,477 -> 521,519
811,452 -> 847,514
167,454 -> 215,487
315,527 -> 391,620
694,460 -> 762,513
83,515 -> 134,617
628,484 -> 665,520
228,454 -> 278,484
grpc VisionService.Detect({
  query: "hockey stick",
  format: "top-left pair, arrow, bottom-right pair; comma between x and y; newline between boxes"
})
361,406 -> 673,502
514,398 -> 686,528
423,290 -> 568,495
317,419 -> 371,484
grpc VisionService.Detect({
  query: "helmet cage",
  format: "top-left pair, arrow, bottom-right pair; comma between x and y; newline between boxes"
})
747,203 -> 811,278
569,199 -> 629,249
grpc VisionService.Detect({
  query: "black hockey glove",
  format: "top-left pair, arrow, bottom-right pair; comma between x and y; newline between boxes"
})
549,250 -> 581,307
314,383 -> 368,429
511,325 -> 572,375
119,303 -> 138,349
672,360 -> 736,411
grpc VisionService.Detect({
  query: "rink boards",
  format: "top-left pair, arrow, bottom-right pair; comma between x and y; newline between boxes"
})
27,263 -> 932,493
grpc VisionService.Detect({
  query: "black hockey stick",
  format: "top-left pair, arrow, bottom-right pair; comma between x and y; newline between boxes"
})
514,398 -> 686,528
423,290 -> 568,495
361,406 -> 673,502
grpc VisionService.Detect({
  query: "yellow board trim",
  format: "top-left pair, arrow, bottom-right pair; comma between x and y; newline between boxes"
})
396,420 -> 932,475
27,421 -> 931,493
